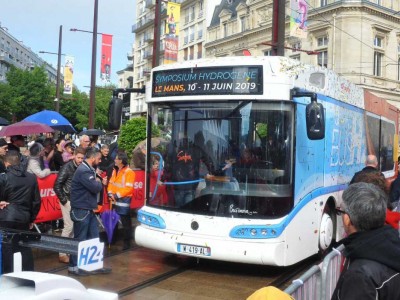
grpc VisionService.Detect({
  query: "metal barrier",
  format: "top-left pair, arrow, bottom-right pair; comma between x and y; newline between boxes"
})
284,245 -> 344,300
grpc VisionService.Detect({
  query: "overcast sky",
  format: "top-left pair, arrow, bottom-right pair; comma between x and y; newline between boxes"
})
0,0 -> 136,92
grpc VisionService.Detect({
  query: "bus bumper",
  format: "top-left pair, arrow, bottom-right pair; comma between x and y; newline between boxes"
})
135,225 -> 287,266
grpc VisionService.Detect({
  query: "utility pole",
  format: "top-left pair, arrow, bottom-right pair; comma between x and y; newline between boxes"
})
89,0 -> 99,129
152,0 -> 162,68
55,25 -> 62,112
271,0 -> 285,56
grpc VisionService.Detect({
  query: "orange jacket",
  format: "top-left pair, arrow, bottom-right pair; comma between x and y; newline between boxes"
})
107,166 -> 135,198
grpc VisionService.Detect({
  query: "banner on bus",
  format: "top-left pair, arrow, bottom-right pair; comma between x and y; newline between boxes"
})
34,174 -> 62,223
63,56 -> 74,95
100,34 -> 113,82
290,0 -> 308,38
164,2 -> 180,64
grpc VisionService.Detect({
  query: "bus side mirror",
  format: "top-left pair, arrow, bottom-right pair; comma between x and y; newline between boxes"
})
108,97 -> 123,130
306,97 -> 325,140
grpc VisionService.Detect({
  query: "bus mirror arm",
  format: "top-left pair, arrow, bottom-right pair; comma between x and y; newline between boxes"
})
290,88 -> 325,140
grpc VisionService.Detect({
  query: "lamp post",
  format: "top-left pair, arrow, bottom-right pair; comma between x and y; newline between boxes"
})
39,25 -> 63,112
89,0 -> 99,129
70,0 -> 99,128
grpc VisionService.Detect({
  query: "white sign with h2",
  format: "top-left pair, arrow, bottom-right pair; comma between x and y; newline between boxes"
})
77,238 -> 104,271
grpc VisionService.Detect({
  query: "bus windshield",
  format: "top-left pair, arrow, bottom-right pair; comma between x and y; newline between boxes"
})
148,100 -> 294,219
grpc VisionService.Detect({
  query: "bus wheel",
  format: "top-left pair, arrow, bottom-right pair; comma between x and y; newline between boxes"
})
319,212 -> 333,252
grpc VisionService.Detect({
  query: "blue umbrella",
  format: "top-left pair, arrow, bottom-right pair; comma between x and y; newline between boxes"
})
23,110 -> 76,133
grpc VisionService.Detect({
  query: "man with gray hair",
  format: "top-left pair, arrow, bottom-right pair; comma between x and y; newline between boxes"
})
350,154 -> 384,184
78,134 -> 91,150
331,182 -> 400,299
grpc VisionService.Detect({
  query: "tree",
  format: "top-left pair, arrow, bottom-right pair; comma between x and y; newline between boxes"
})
75,84 -> 116,130
118,117 -> 160,158
3,66 -> 53,121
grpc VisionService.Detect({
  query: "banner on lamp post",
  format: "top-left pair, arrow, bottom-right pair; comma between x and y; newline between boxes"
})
63,56 -> 74,95
100,34 -> 113,82
164,2 -> 180,65
290,0 -> 308,38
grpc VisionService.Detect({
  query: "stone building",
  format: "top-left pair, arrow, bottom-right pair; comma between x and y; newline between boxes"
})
129,0 -> 400,118
206,0 -> 400,107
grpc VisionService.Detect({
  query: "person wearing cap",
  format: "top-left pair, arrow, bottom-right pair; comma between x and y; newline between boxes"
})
62,140 -> 76,163
8,135 -> 25,153
0,138 -> 8,173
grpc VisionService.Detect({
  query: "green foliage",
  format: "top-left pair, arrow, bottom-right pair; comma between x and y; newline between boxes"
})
256,123 -> 268,138
60,88 -> 89,132
0,66 -> 117,132
119,117 -> 147,156
74,84 -> 116,130
119,117 -> 160,158
0,66 -> 53,121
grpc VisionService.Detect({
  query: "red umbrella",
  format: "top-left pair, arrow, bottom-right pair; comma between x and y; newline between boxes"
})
0,121 -> 54,137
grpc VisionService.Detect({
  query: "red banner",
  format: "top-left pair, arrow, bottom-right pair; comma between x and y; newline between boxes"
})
131,170 -> 145,209
34,174 -> 62,223
100,34 -> 113,82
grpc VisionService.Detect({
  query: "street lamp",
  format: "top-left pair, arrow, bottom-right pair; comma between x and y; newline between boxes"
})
69,0 -> 99,128
39,25 -> 63,112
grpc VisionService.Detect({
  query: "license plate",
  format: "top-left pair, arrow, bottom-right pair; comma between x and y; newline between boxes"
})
177,243 -> 211,256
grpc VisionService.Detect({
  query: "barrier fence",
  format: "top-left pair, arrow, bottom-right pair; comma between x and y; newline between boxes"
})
284,245 -> 344,300
33,170 -> 146,226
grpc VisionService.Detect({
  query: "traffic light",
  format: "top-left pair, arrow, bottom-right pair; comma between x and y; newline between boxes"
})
108,97 -> 123,130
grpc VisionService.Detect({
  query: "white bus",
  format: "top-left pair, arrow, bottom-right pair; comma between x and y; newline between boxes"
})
134,56 -> 398,266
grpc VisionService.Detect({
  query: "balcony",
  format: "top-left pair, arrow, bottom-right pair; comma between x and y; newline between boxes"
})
145,0 -> 155,8
143,51 -> 153,59
0,54 -> 13,66
144,33 -> 154,43
132,14 -> 155,33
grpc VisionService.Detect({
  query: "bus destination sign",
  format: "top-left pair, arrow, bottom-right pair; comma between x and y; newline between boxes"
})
152,66 -> 263,97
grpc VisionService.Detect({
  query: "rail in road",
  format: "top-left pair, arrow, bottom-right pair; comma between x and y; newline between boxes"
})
33,241 -> 317,299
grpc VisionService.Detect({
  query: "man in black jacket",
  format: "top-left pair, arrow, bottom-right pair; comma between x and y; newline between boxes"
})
0,150 -> 41,273
350,154 -> 384,184
53,146 -> 85,264
332,182 -> 400,300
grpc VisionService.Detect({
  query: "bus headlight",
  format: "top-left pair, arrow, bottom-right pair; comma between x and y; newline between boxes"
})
137,209 -> 166,229
229,225 -> 283,239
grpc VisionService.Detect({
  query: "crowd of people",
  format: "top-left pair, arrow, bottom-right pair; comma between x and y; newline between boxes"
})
0,132 -> 132,276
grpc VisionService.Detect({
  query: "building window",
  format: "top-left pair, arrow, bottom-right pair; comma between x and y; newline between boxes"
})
374,52 -> 383,76
290,54 -> 301,61
317,51 -> 328,68
223,23 -> 228,37
317,36 -> 328,47
398,57 -> 400,81
264,50 -> 272,56
374,36 -> 382,48
197,43 -> 203,59
240,17 -> 246,32
320,0 -> 327,6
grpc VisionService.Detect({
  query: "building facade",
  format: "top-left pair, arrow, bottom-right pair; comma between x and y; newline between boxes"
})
0,25 -> 58,84
206,0 -> 400,107
179,0 -> 207,61
129,0 -> 400,118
